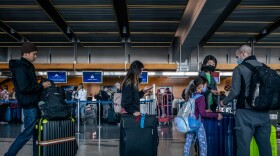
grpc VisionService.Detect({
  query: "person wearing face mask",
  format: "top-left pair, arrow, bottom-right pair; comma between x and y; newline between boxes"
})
220,45 -> 271,156
199,55 -> 219,112
121,60 -> 152,116
184,76 -> 223,156
75,83 -> 87,125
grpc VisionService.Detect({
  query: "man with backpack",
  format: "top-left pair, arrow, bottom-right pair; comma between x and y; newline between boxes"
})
220,45 -> 272,156
5,42 -> 51,156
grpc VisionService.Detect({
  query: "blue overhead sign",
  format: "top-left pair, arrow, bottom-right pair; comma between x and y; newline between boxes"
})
83,71 -> 103,83
47,71 -> 67,83
141,71 -> 148,84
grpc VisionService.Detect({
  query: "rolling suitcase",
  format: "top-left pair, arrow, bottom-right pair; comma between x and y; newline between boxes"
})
250,125 -> 277,156
203,113 -> 236,156
37,118 -> 78,156
119,114 -> 158,156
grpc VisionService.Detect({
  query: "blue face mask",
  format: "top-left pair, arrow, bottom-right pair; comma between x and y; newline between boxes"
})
236,57 -> 243,64
202,85 -> 207,93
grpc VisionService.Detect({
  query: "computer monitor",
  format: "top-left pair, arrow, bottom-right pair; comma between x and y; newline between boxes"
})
47,71 -> 67,83
82,71 -> 103,83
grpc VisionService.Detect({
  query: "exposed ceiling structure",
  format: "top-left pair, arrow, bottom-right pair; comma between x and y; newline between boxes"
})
0,0 -> 278,51
201,0 -> 280,48
0,0 -> 188,48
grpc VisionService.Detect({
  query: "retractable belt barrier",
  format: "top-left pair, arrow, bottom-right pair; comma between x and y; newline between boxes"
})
0,99 -> 154,129
0,99 -> 153,105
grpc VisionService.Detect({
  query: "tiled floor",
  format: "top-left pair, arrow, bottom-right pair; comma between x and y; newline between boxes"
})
0,122 -> 279,156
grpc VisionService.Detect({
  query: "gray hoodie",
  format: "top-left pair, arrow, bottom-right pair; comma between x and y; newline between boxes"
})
222,55 -> 262,109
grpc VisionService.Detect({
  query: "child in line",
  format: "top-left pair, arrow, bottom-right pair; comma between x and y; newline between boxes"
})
184,76 -> 223,156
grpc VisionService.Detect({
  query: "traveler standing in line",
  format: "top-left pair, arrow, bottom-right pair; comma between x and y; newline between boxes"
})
1,85 -> 10,102
199,55 -> 219,112
71,86 -> 78,101
5,42 -> 51,156
0,85 -> 9,124
221,45 -> 271,156
102,87 -> 111,120
184,76 -> 223,156
75,83 -> 87,125
71,86 -> 78,117
121,60 -> 152,116
115,82 -> 121,93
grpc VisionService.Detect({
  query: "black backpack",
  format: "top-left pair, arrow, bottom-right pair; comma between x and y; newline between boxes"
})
40,86 -> 70,120
242,62 -> 280,110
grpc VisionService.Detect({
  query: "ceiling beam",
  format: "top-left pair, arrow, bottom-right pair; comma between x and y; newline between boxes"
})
255,17 -> 280,42
199,0 -> 242,46
0,21 -> 27,42
36,0 -> 81,44
113,0 -> 130,40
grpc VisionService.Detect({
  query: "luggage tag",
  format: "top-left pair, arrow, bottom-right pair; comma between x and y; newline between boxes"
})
134,113 -> 146,128
140,113 -> 145,129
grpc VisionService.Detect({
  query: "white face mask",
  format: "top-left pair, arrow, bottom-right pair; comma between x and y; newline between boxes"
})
202,85 -> 207,93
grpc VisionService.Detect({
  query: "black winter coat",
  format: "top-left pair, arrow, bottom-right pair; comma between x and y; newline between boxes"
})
9,58 -> 44,108
121,82 -> 145,115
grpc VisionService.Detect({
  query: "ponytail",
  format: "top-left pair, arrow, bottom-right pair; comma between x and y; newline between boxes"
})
186,76 -> 207,99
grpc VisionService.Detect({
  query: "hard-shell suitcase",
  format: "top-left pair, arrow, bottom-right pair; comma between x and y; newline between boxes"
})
119,114 -> 158,156
250,125 -> 277,156
37,118 -> 78,156
203,113 -> 236,156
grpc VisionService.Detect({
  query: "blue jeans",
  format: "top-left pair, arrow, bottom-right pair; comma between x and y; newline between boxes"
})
184,124 -> 207,156
75,101 -> 86,118
5,108 -> 39,156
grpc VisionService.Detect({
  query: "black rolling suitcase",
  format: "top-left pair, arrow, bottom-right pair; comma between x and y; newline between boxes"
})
37,118 -> 78,156
119,114 -> 158,156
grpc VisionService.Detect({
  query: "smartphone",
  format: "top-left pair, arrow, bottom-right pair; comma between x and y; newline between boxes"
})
147,86 -> 153,90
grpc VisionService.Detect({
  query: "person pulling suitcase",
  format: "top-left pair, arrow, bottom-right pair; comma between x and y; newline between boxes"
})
5,42 -> 52,156
120,60 -> 155,156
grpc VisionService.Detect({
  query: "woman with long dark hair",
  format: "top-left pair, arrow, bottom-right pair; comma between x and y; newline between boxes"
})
121,60 -> 152,116
199,55 -> 219,112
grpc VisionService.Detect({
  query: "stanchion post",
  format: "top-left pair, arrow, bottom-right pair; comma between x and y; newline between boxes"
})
76,100 -> 80,135
98,101 -> 102,128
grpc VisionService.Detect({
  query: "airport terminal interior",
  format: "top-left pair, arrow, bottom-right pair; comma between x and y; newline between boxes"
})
0,0 -> 280,156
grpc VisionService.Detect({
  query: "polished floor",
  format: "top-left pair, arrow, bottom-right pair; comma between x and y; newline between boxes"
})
0,122 -> 279,156
0,122 -> 189,156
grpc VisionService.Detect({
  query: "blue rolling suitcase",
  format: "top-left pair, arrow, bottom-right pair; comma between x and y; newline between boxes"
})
203,113 -> 236,156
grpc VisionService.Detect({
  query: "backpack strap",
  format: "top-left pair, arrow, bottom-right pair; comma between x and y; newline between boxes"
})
241,62 -> 256,72
193,94 -> 203,100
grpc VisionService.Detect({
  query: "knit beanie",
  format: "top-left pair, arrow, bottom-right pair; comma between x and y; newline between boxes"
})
21,42 -> 38,54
